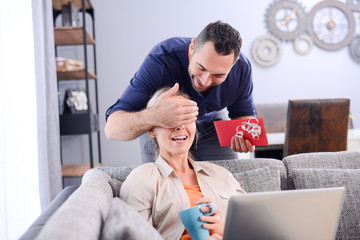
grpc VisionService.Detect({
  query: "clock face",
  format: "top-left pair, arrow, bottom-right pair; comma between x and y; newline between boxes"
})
265,0 -> 307,41
307,0 -> 356,51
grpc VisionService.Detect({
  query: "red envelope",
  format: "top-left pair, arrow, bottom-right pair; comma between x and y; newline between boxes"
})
214,118 -> 268,147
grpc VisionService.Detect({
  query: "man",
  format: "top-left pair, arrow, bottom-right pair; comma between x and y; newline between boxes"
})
105,20 -> 256,163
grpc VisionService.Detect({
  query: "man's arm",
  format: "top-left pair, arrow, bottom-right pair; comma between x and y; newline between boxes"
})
105,109 -> 155,141
105,83 -> 199,141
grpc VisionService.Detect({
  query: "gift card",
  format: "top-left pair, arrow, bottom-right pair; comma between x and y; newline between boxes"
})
214,118 -> 268,147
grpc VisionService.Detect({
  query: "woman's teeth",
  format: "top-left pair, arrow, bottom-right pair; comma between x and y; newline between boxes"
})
172,136 -> 187,141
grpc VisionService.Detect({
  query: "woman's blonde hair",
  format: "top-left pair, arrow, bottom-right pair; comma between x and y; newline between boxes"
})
147,86 -> 198,159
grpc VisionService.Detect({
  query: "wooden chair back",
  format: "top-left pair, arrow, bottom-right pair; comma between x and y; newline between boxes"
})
284,98 -> 350,157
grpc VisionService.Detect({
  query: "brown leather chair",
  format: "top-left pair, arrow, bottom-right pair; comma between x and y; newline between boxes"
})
283,98 -> 350,157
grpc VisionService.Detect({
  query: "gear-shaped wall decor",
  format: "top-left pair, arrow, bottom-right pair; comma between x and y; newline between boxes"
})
251,0 -> 360,67
293,34 -> 313,55
349,36 -> 360,63
347,0 -> 360,12
265,0 -> 307,41
251,35 -> 282,67
307,0 -> 356,51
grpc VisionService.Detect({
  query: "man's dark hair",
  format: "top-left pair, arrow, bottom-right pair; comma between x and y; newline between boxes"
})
194,20 -> 242,62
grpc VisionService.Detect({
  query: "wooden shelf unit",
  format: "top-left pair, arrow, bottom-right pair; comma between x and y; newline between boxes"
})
53,0 -> 101,181
57,69 -> 96,80
62,163 -> 101,177
52,0 -> 94,11
54,27 -> 95,45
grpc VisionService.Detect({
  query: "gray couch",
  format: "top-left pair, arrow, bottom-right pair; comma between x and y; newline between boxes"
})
21,151 -> 360,240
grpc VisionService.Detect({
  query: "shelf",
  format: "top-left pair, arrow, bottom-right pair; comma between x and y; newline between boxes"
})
57,69 -> 96,80
60,113 -> 98,135
54,27 -> 95,45
62,163 -> 101,177
53,0 -> 102,184
53,0 -> 94,11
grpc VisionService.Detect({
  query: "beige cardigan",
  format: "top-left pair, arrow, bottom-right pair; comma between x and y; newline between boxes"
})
120,156 -> 245,240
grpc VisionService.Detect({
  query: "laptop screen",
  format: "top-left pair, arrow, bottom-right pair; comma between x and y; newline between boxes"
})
223,187 -> 345,240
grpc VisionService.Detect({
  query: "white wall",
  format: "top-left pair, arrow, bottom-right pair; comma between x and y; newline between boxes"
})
90,0 -> 360,167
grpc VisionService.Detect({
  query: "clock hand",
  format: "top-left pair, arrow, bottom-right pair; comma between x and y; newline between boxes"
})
327,18 -> 336,42
329,29 -> 333,42
281,9 -> 297,26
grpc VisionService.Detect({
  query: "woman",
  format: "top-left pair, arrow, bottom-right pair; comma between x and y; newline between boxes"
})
120,85 -> 245,240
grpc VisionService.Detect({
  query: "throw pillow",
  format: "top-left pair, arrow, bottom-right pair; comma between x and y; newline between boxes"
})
101,197 -> 164,240
232,167 -> 281,192
291,168 -> 360,240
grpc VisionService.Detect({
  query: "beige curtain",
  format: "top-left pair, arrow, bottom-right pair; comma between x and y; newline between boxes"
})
0,0 -> 62,238
32,0 -> 62,210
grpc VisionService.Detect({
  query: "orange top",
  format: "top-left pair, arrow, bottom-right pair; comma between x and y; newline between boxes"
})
185,184 -> 204,208
181,185 -> 204,240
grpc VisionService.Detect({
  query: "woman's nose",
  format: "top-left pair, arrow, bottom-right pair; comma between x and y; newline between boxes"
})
175,125 -> 185,131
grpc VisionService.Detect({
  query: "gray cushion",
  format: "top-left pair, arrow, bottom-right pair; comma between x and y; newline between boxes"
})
36,169 -> 113,240
291,168 -> 360,240
101,197 -> 164,240
211,158 -> 288,189
232,167 -> 281,192
98,166 -> 136,182
283,151 -> 360,169
283,151 -> 360,189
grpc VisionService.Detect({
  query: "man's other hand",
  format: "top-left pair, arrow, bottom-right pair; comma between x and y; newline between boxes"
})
231,135 -> 255,153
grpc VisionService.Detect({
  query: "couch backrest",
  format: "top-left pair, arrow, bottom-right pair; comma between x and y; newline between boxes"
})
99,151 -> 360,192
99,158 -> 288,192
210,158 -> 288,190
283,151 -> 360,189
98,166 -> 136,182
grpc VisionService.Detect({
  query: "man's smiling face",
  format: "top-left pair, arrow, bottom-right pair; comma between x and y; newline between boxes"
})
188,40 -> 236,94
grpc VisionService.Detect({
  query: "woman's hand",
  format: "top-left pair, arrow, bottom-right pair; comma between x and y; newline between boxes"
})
197,197 -> 225,237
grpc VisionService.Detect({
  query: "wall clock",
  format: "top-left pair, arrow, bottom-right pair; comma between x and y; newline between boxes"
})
307,0 -> 356,51
265,0 -> 307,41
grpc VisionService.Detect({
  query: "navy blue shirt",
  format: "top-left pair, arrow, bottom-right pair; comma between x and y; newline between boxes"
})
106,37 -> 256,123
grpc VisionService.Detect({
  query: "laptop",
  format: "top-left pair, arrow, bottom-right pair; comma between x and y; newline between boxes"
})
223,187 -> 345,240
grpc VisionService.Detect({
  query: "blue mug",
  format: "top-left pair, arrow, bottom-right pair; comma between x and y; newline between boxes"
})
179,203 -> 215,240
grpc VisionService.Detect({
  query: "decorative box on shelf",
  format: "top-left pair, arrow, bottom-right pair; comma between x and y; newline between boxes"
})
60,113 -> 98,135
56,57 -> 83,71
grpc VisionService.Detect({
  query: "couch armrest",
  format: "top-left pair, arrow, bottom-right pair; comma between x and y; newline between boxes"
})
19,185 -> 79,240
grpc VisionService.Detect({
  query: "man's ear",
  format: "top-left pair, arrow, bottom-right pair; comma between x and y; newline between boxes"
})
188,39 -> 195,56
148,129 -> 156,138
